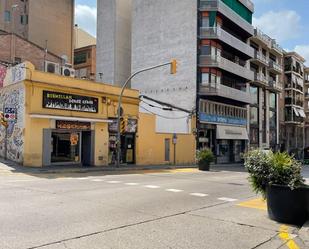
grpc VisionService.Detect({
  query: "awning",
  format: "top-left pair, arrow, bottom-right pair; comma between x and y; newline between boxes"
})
293,107 -> 300,117
216,125 -> 249,140
30,114 -> 113,123
298,109 -> 306,118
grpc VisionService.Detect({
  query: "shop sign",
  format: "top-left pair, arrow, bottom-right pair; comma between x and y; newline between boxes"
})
108,118 -> 137,133
200,113 -> 246,126
56,120 -> 91,130
4,107 -> 17,121
126,119 -> 137,133
43,91 -> 98,113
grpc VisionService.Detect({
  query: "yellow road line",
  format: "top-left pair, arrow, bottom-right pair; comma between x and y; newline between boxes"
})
237,198 -> 267,211
279,225 -> 300,249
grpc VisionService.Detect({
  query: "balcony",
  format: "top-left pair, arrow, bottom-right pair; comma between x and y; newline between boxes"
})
254,73 -> 268,85
251,29 -> 272,47
305,93 -> 309,99
199,0 -> 254,35
199,27 -> 254,58
268,80 -> 282,92
271,40 -> 284,55
251,51 -> 268,66
199,55 -> 254,81
269,61 -> 283,74
238,0 -> 254,12
199,82 -> 252,104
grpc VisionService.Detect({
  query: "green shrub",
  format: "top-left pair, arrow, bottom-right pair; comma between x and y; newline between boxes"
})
197,149 -> 215,165
244,150 -> 305,198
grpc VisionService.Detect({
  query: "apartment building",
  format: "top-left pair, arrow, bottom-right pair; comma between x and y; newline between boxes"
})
0,0 -> 74,63
249,29 -> 283,151
96,0 -> 132,86
304,67 -> 309,158
129,0 -> 255,164
74,45 -> 96,81
281,52 -> 306,159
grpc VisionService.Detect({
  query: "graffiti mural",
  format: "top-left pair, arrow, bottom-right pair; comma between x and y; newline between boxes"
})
0,83 -> 25,163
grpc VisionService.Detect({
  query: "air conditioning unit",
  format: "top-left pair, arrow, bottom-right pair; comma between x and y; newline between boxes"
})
61,66 -> 75,77
44,61 -> 60,74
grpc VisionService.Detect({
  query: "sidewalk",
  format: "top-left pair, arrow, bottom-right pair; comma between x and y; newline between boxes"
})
0,158 -> 248,174
299,221 -> 309,247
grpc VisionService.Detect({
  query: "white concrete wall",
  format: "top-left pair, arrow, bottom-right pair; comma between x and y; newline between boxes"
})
131,0 -> 197,133
96,0 -> 132,86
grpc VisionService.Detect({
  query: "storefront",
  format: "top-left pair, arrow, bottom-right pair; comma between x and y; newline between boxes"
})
108,118 -> 137,165
0,62 -> 140,167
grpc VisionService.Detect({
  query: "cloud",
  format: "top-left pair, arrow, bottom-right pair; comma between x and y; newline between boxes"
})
253,10 -> 301,43
294,45 -> 309,65
75,4 -> 97,37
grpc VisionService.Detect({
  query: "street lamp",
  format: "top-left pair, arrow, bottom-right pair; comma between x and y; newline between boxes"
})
116,60 -> 178,167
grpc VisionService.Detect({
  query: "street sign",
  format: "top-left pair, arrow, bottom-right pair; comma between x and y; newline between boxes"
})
4,107 -> 17,121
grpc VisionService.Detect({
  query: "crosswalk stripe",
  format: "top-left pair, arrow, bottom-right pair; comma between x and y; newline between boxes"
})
166,189 -> 183,193
106,181 -> 122,184
218,197 -> 238,202
144,185 -> 160,189
190,193 -> 209,197
91,179 -> 104,182
125,183 -> 139,186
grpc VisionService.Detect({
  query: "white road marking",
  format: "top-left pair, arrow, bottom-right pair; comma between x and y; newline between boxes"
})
166,189 -> 184,193
77,177 -> 89,180
125,183 -> 140,186
106,181 -> 122,184
144,185 -> 160,189
91,179 -> 104,182
218,197 -> 238,202
190,193 -> 209,197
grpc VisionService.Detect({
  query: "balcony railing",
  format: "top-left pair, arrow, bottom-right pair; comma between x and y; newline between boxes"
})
254,73 -> 268,84
199,27 -> 254,57
271,40 -> 284,54
199,55 -> 254,81
254,29 -> 272,46
199,82 -> 252,104
269,60 -> 283,74
253,51 -> 268,65
199,0 -> 254,35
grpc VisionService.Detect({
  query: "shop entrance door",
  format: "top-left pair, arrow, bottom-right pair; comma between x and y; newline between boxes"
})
121,134 -> 135,164
51,132 -> 81,164
81,131 -> 94,166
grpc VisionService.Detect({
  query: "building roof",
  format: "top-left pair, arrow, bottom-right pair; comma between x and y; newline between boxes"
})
284,52 -> 306,63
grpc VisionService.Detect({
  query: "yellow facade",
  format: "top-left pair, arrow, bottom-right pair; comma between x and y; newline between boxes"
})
1,62 -> 139,167
136,113 -> 196,165
0,62 -> 196,167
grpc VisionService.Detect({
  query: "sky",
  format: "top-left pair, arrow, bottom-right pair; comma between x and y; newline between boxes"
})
75,0 -> 309,64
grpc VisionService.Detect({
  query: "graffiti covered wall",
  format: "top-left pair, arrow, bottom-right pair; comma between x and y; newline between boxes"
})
0,83 -> 25,163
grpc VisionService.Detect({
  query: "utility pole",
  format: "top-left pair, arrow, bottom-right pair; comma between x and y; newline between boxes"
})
116,60 -> 177,167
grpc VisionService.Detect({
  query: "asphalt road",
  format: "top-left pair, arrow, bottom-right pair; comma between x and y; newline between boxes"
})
0,166 -> 308,249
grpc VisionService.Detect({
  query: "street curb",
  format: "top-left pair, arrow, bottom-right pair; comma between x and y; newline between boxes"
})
6,164 -> 199,175
298,220 -> 309,246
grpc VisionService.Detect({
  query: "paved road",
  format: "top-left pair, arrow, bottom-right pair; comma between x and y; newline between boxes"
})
0,167 -> 307,249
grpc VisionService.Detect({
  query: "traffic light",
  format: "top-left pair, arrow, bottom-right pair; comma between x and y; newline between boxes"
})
170,59 -> 177,74
0,111 -> 8,128
120,117 -> 127,134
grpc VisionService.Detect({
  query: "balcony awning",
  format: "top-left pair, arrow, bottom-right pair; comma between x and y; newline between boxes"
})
293,107 -> 300,117
216,125 -> 249,140
298,109 -> 306,118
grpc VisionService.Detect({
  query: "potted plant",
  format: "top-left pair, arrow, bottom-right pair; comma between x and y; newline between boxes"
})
197,149 -> 215,171
244,150 -> 309,226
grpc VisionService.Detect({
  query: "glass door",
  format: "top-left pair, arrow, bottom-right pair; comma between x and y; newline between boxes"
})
51,132 -> 81,164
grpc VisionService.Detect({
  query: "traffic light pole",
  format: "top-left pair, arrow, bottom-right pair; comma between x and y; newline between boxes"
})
116,61 -> 176,167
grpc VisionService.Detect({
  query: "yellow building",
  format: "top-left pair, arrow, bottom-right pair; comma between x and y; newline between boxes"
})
0,62 -> 196,167
0,62 -> 139,167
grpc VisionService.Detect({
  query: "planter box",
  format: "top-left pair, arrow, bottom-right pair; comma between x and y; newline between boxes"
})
266,184 -> 309,226
198,162 -> 210,171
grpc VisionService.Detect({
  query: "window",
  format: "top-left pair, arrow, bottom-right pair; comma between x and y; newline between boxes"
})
269,111 -> 276,129
200,45 -> 210,55
250,107 -> 259,125
269,93 -> 276,109
74,52 -> 87,65
4,11 -> 11,22
202,17 -> 209,27
250,86 -> 258,105
201,73 -> 209,86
